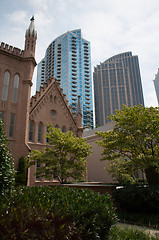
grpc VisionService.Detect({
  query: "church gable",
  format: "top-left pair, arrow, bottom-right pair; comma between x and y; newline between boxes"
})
29,78 -> 79,144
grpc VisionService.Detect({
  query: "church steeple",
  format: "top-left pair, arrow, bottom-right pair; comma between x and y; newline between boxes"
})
24,16 -> 37,57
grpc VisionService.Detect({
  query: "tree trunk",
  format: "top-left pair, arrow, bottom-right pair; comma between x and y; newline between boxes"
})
145,166 -> 159,185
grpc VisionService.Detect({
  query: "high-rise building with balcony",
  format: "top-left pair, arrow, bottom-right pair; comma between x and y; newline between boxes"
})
36,29 -> 94,129
153,69 -> 159,105
93,52 -> 145,127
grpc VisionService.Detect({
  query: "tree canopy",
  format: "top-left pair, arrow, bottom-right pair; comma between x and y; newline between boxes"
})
27,124 -> 91,183
96,105 -> 159,185
0,118 -> 15,195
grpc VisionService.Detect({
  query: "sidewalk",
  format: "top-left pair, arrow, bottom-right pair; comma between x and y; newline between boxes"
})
117,222 -> 159,238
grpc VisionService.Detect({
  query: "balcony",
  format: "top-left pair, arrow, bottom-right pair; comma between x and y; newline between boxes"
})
72,73 -> 77,76
72,65 -> 77,68
85,89 -> 90,93
72,89 -> 77,92
85,66 -> 89,70
85,74 -> 89,77
72,81 -> 77,85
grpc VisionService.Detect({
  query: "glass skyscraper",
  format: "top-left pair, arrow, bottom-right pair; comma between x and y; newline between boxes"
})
153,69 -> 159,105
36,29 -> 94,129
93,52 -> 145,127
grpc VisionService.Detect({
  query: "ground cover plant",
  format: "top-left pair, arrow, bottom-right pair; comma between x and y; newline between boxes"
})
109,226 -> 159,240
117,211 -> 159,230
0,186 -> 117,240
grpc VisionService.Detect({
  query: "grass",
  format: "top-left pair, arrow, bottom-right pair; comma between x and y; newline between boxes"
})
109,226 -> 159,240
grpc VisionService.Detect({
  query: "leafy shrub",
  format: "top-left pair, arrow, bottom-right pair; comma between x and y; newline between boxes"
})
113,185 -> 159,213
15,156 -> 27,186
0,186 -> 117,240
0,118 -> 15,196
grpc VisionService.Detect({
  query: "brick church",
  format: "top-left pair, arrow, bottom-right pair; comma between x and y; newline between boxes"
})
0,17 -> 83,186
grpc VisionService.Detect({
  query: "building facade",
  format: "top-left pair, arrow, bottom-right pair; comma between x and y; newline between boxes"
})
0,17 -> 37,167
0,18 -> 83,186
93,52 -> 145,127
37,29 -> 94,129
153,68 -> 159,105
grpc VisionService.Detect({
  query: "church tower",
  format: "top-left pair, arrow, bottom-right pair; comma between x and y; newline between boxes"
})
0,17 -> 37,168
24,16 -> 37,58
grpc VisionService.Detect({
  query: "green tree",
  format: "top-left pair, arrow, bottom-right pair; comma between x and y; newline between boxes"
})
0,118 -> 15,195
96,105 -> 159,185
27,124 -> 91,183
15,156 -> 27,186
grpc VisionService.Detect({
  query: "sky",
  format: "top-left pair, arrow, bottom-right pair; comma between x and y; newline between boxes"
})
0,0 -> 159,107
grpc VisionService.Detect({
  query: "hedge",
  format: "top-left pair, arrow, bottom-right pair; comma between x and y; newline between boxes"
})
0,186 -> 117,240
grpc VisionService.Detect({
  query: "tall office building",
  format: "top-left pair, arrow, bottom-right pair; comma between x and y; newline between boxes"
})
153,69 -> 159,105
36,29 -> 94,129
93,52 -> 145,127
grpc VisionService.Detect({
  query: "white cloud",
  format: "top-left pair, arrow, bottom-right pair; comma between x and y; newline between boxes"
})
1,0 -> 159,105
28,0 -> 49,12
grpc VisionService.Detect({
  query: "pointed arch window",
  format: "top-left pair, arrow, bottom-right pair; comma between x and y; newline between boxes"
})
2,71 -> 10,101
9,113 -> 15,138
29,120 -> 34,142
69,127 -> 73,132
50,110 -> 56,116
46,125 -> 49,144
38,122 -> 43,143
62,126 -> 66,133
50,95 -> 53,103
0,111 -> 5,121
12,74 -> 19,103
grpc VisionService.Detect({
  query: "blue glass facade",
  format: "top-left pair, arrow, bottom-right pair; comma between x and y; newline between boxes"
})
37,29 -> 94,129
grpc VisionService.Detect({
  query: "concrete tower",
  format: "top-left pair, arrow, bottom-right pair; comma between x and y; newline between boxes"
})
93,52 -> 145,127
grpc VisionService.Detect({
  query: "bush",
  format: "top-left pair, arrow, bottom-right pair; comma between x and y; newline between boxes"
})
113,185 -> 159,213
15,156 -> 27,186
0,118 -> 15,196
0,186 -> 117,240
